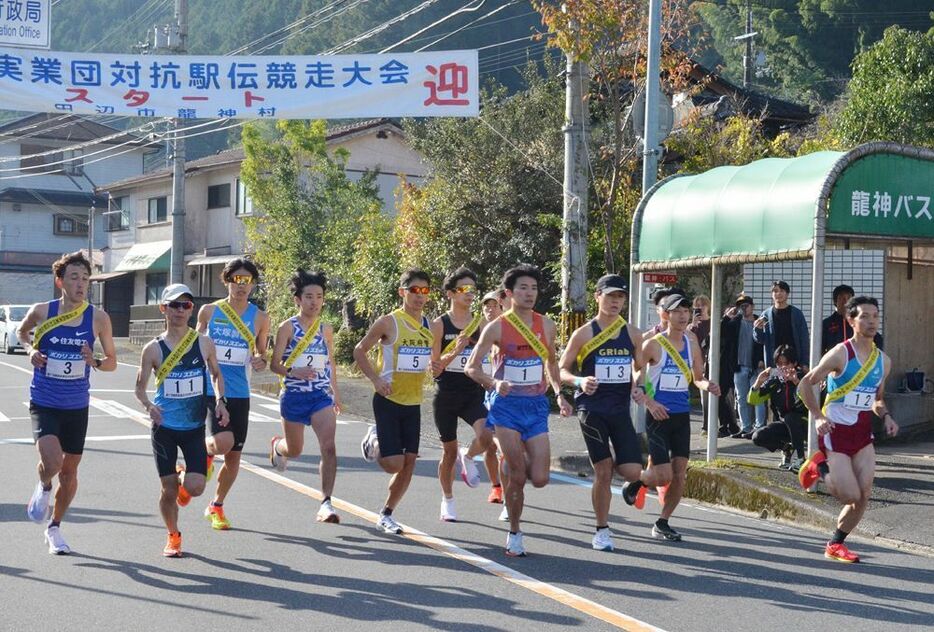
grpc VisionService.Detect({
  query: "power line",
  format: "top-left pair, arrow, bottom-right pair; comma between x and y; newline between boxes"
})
414,1 -> 521,52
325,0 -> 443,54
380,0 -> 487,54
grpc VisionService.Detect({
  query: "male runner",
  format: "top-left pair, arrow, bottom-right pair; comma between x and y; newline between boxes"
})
559,274 -> 649,551
480,290 -> 504,503
136,284 -> 228,557
636,293 -> 720,542
268,269 -> 341,524
430,267 -> 494,522
197,258 -> 270,530
466,264 -> 572,557
22,251 -> 117,554
353,268 -> 434,535
797,296 -> 897,563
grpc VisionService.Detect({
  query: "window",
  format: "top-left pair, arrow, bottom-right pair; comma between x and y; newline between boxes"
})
63,149 -> 84,176
104,196 -> 129,232
53,214 -> 89,236
235,178 -> 253,216
207,183 -> 231,209
148,196 -> 167,224
19,144 -> 82,175
146,273 -> 168,305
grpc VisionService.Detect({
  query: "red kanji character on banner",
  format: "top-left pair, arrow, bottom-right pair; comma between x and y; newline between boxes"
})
423,63 -> 470,106
122,89 -> 150,107
244,90 -> 265,107
65,88 -> 93,103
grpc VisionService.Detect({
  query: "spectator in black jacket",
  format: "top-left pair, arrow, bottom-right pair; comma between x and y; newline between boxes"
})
822,284 -> 883,354
750,345 -> 807,471
723,294 -> 765,438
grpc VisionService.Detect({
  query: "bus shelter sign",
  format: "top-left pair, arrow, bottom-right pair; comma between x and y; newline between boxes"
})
0,47 -> 478,119
829,153 -> 934,240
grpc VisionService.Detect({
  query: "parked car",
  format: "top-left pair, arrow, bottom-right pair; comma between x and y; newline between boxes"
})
0,304 -> 32,354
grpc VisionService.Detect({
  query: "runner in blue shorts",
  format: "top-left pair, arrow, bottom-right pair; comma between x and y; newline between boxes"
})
268,269 -> 341,524
466,264 -> 571,557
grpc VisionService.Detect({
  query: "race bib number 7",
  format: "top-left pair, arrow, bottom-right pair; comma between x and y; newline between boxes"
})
659,371 -> 688,392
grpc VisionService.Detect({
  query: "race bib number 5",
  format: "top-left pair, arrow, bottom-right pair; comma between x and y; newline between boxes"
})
397,346 -> 430,373
45,356 -> 83,380
503,358 -> 543,385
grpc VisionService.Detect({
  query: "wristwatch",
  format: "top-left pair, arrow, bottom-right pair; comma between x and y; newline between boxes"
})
218,396 -> 229,407
94,358 -> 102,369
286,366 -> 293,377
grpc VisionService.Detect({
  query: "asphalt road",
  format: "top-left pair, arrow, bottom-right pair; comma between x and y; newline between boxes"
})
2,353 -> 932,631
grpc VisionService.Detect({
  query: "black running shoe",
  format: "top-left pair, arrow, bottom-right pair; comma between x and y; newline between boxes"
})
651,522 -> 682,542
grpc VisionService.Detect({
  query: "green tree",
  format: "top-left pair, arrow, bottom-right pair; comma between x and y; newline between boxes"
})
835,26 -> 934,148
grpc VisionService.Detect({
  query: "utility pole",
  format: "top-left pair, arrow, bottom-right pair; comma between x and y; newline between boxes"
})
165,0 -> 188,284
561,23 -> 589,340
641,0 -> 662,197
735,0 -> 757,88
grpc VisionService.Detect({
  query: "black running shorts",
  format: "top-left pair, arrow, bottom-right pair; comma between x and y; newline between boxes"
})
151,425 -> 208,478
30,402 -> 89,455
645,411 -> 691,465
373,393 -> 420,458
432,387 -> 487,443
206,396 -> 250,451
578,409 -> 642,466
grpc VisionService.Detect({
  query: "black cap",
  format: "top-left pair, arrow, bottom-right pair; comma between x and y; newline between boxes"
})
652,286 -> 686,305
660,293 -> 692,312
832,284 -> 854,301
595,274 -> 628,295
735,294 -> 754,307
771,280 -> 791,293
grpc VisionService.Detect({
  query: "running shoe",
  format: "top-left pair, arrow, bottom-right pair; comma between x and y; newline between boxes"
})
176,464 -> 191,507
651,522 -> 682,542
204,504 -> 231,530
440,496 -> 457,522
778,448 -> 792,470
622,481 -> 647,510
361,426 -> 379,463
498,505 -> 510,522
27,481 -> 51,523
592,529 -> 614,552
458,447 -> 481,488
269,436 -> 288,472
825,541 -> 859,563
505,531 -> 527,557
798,450 -> 827,489
163,532 -> 182,558
788,456 -> 805,473
317,499 -> 340,524
206,455 -> 215,482
487,485 -> 503,504
656,483 -> 669,507
377,513 -> 403,535
45,525 -> 71,555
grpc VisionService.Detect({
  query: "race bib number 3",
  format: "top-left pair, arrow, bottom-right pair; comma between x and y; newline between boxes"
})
217,345 -> 249,366
45,357 -> 83,380
844,390 -> 875,411
445,350 -> 471,373
503,359 -> 543,386
298,352 -> 328,372
397,347 -> 430,373
164,376 -> 204,399
659,371 -> 688,392
595,357 -> 631,384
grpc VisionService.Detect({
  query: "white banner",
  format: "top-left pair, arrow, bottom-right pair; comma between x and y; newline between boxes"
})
0,47 -> 479,119
0,0 -> 49,50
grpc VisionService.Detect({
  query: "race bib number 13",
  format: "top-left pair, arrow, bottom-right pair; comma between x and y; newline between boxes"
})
595,357 -> 631,384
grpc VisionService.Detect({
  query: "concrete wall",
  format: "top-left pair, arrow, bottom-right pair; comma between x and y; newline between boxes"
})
0,200 -> 106,253
0,271 -> 52,304
884,260 -> 933,380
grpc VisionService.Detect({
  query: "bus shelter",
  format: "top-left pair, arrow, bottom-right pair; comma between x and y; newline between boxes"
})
629,142 -> 934,460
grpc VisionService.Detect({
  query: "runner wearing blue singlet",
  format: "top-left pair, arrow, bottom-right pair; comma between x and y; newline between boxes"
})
197,258 -> 270,530
20,251 -> 118,555
268,269 -> 341,525
136,284 -> 228,558
636,293 -> 720,542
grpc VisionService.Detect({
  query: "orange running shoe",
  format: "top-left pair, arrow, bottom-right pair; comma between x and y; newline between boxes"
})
206,455 -> 215,482
825,541 -> 859,563
488,485 -> 504,504
798,450 -> 827,489
163,532 -> 182,557
176,464 -> 191,507
204,504 -> 230,530
634,485 -> 647,510
657,484 -> 669,507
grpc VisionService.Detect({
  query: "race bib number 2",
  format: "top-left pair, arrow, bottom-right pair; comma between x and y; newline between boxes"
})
397,347 -> 430,373
45,357 -> 83,380
298,352 -> 328,372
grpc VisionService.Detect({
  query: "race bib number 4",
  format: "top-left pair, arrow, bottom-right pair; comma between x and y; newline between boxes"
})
445,349 -> 471,373
595,357 -> 631,384
163,376 -> 204,399
397,347 -> 430,373
503,358 -> 543,386
659,371 -> 688,392
844,390 -> 875,411
217,345 -> 249,366
45,356 -> 83,380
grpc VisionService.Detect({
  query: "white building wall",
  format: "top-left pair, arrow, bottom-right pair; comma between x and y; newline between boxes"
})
0,272 -> 52,304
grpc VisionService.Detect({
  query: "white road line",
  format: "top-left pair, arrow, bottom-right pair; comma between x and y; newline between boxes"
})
259,403 -> 281,413
0,410 -> 9,422
89,398 -> 132,418
0,434 -> 151,445
248,412 -> 279,423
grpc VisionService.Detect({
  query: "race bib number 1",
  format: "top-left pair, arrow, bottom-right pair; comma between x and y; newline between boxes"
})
397,347 -> 430,373
659,371 -> 688,392
503,358 -> 543,385
217,345 -> 249,366
45,357 -> 83,380
595,357 -> 631,384
844,390 -> 875,411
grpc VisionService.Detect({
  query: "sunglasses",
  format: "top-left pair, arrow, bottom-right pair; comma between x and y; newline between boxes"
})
231,275 -> 254,285
453,285 -> 477,294
165,300 -> 194,310
403,286 -> 431,295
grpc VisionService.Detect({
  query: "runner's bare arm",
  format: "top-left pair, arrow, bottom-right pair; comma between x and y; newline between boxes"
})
136,341 -> 161,424
251,310 -> 270,371
353,315 -> 392,396
798,345 -> 847,433
430,317 -> 445,377
875,354 -> 898,437
324,323 -> 341,414
465,320 -> 500,391
195,304 -> 213,335
269,319 -> 293,377
690,336 -> 720,396
201,335 -> 229,426
92,310 -> 118,371
559,326 -> 597,395
19,302 -> 48,366
544,317 -> 572,416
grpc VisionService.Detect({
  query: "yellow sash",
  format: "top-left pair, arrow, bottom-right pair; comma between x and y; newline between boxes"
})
213,299 -> 256,355
442,312 -> 482,355
393,309 -> 433,345
155,328 -> 199,387
503,310 -> 549,360
33,301 -> 89,347
654,333 -> 693,385
822,344 -> 880,414
576,316 -> 626,368
282,317 -> 321,371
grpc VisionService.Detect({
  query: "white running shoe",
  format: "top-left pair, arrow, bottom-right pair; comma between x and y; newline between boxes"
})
505,531 -> 527,557
361,426 -> 379,463
377,513 -> 403,534
458,447 -> 481,488
316,499 -> 340,524
592,528 -> 614,552
440,496 -> 457,522
45,525 -> 71,555
498,505 -> 510,522
27,481 -> 51,523
269,436 -> 288,472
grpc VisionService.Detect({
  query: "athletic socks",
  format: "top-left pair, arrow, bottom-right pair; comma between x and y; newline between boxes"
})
818,461 -> 830,479
655,518 -> 669,529
48,519 -> 60,529
381,507 -> 393,516
830,529 -> 848,545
